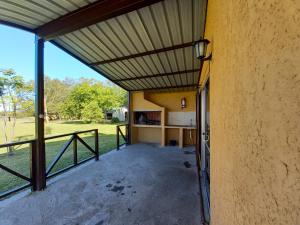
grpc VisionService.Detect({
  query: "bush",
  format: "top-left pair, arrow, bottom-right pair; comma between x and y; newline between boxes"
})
111,117 -> 120,123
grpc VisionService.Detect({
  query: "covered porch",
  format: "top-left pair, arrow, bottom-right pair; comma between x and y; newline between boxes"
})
0,0 -> 297,224
0,0 -> 208,224
0,144 -> 202,225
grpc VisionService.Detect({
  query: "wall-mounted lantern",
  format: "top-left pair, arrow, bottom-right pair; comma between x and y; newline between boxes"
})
181,97 -> 187,109
194,39 -> 212,61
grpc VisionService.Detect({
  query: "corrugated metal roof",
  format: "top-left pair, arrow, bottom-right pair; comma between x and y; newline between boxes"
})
0,0 -> 97,28
0,0 -> 207,91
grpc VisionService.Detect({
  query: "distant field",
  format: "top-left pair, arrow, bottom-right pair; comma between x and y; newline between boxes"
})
0,117 -> 126,194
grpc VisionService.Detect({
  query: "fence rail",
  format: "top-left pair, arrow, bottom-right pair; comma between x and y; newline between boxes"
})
45,129 -> 99,179
0,139 -> 35,199
116,124 -> 129,150
0,129 -> 99,199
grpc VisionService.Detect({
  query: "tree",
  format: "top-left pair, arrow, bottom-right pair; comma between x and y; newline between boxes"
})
81,100 -> 104,122
19,80 -> 34,116
112,85 -> 128,107
62,79 -> 127,120
62,80 -> 94,119
0,69 -> 25,153
44,76 -> 73,120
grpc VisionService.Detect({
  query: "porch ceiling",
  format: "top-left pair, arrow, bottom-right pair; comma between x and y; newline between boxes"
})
0,0 -> 207,91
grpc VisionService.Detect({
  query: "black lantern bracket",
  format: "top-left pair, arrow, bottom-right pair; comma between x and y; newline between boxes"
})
194,39 -> 212,61
202,53 -> 212,61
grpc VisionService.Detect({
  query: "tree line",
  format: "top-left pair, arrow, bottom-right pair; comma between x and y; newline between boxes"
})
43,76 -> 127,121
0,69 -> 127,147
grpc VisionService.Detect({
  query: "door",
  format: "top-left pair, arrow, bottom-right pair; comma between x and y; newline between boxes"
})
200,80 -> 210,223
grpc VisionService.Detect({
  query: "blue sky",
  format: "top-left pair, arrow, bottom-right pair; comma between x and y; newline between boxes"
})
0,24 -> 106,82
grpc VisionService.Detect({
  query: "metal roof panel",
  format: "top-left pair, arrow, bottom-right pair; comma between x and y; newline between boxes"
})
0,0 -> 206,91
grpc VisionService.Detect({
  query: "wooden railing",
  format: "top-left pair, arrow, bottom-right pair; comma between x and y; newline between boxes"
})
45,129 -> 99,179
116,124 -> 129,150
0,129 -> 99,199
0,139 -> 35,199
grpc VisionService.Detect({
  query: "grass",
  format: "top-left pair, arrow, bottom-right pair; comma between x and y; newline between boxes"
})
0,117 -> 126,194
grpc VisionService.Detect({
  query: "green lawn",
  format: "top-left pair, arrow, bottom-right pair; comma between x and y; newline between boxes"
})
0,118 -> 126,194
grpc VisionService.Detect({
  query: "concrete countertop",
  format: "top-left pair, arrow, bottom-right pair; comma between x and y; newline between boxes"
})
164,125 -> 196,129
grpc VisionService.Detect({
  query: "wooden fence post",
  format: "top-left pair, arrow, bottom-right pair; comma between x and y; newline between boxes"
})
95,130 -> 99,160
73,134 -> 78,165
116,126 -> 120,150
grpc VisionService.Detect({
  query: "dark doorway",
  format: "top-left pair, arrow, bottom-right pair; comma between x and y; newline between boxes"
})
106,112 -> 113,120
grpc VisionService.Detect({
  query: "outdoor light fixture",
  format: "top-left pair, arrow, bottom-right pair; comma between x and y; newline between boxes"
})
181,97 -> 187,109
194,39 -> 212,61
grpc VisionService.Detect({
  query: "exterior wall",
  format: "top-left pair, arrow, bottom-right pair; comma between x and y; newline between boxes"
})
201,1 -> 300,224
131,91 -> 163,111
144,91 -> 196,112
136,127 -> 162,143
112,107 -> 128,122
130,91 -> 196,145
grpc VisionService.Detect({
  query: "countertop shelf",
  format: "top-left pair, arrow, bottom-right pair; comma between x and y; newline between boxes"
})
133,124 -> 196,129
164,125 -> 196,129
132,124 -> 196,130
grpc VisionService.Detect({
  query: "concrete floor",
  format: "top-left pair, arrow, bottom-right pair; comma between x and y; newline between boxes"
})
0,144 -> 203,225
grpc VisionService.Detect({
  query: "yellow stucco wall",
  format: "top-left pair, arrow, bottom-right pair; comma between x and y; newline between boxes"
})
131,91 -> 163,111
144,91 -> 196,112
136,127 -> 162,143
130,91 -> 196,145
201,0 -> 300,224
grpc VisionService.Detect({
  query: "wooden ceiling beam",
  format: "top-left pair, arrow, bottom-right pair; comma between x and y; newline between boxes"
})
131,84 -> 198,91
114,69 -> 200,82
36,0 -> 162,40
90,42 -> 194,65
